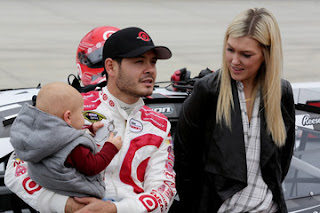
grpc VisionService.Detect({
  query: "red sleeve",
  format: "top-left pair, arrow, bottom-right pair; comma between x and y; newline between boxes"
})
82,124 -> 95,134
65,142 -> 119,176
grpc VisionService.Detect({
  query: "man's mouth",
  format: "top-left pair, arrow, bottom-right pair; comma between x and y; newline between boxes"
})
141,78 -> 154,86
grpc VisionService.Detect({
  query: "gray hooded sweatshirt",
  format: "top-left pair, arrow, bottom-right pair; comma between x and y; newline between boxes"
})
10,103 -> 105,198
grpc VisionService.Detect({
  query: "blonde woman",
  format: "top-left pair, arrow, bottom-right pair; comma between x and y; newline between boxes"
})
174,8 -> 295,213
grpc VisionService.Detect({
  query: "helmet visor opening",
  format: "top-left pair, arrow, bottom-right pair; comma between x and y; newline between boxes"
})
78,48 -> 103,68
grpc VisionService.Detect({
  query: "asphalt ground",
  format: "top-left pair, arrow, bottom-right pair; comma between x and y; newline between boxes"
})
0,0 -> 320,90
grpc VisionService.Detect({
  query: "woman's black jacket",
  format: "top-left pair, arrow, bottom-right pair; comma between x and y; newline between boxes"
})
173,71 -> 295,213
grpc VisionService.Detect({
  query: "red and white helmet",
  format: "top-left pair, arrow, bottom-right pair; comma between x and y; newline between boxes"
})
76,26 -> 119,86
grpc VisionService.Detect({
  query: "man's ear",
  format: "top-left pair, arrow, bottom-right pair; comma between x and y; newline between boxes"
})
63,110 -> 72,126
105,58 -> 116,77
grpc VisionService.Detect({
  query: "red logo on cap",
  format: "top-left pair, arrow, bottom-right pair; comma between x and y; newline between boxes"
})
138,32 -> 150,41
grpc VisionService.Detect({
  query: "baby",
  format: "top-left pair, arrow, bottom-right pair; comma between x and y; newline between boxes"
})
10,82 -> 122,198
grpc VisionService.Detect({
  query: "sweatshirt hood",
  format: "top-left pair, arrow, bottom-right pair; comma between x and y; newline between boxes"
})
10,103 -> 85,162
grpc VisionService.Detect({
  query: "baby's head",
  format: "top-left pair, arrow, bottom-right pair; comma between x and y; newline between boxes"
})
36,82 -> 84,130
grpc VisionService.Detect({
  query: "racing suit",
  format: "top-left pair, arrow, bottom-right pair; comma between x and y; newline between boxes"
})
5,86 -> 176,213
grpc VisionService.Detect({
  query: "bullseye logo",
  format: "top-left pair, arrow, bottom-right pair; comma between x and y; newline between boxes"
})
103,30 -> 117,40
109,100 -> 115,107
103,93 -> 108,101
139,195 -> 158,212
138,31 -> 150,41
22,177 -> 42,195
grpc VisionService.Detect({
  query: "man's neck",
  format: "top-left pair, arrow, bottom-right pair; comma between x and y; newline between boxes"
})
105,86 -> 141,115
106,85 -> 139,104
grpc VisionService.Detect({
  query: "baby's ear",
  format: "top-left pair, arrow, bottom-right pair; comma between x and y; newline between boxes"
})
63,110 -> 72,125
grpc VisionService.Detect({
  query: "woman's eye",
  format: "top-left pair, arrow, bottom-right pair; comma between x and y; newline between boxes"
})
226,47 -> 234,52
243,54 -> 252,58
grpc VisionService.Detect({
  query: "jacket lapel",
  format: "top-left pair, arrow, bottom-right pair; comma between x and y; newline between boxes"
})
259,100 -> 277,168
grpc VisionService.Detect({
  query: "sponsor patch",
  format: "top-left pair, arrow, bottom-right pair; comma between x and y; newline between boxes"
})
140,106 -> 167,132
129,118 -> 143,132
15,165 -> 27,177
83,111 -> 106,122
82,91 -> 101,110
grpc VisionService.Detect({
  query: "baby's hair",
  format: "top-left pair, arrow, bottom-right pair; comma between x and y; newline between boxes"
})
36,82 -> 83,119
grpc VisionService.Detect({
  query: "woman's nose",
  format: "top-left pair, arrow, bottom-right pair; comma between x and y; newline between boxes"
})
232,54 -> 241,65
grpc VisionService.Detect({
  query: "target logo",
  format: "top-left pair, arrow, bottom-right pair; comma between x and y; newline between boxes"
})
103,93 -> 108,101
139,195 -> 158,212
138,32 -> 150,41
22,177 -> 42,195
103,30 -> 117,40
109,100 -> 115,107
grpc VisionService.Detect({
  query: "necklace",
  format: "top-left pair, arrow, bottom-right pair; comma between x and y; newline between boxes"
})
245,98 -> 251,102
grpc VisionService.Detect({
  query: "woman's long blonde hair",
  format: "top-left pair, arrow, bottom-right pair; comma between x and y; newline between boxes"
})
216,8 -> 286,147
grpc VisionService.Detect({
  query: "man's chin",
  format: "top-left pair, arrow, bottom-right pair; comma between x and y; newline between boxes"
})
139,87 -> 154,96
140,90 -> 153,97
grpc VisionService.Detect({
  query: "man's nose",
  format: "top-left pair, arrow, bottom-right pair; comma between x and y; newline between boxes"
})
144,62 -> 156,74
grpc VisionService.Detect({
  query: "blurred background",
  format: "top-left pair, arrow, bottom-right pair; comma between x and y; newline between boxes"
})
0,0 -> 319,89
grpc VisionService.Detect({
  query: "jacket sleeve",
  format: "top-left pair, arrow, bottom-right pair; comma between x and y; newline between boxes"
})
4,151 -> 68,212
115,131 -> 176,213
173,77 -> 211,209
66,143 -> 119,176
280,80 -> 296,181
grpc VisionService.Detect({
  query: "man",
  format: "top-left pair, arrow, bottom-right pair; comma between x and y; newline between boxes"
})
5,27 -> 176,213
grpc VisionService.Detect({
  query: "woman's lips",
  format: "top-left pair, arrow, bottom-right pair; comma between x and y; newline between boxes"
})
231,66 -> 244,73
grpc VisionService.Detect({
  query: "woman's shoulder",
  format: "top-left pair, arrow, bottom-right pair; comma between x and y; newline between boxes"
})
195,69 -> 220,93
281,79 -> 293,95
281,79 -> 294,107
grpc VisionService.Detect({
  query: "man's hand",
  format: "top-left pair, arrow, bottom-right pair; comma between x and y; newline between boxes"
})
65,197 -> 86,213
74,197 -> 117,213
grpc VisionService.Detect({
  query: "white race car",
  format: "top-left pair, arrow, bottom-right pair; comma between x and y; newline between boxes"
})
1,69 -> 320,213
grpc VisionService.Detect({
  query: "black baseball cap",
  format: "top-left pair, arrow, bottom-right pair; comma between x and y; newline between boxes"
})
103,27 -> 172,62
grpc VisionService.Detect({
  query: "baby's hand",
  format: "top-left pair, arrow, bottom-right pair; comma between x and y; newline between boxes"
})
108,132 -> 122,150
92,121 -> 104,134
